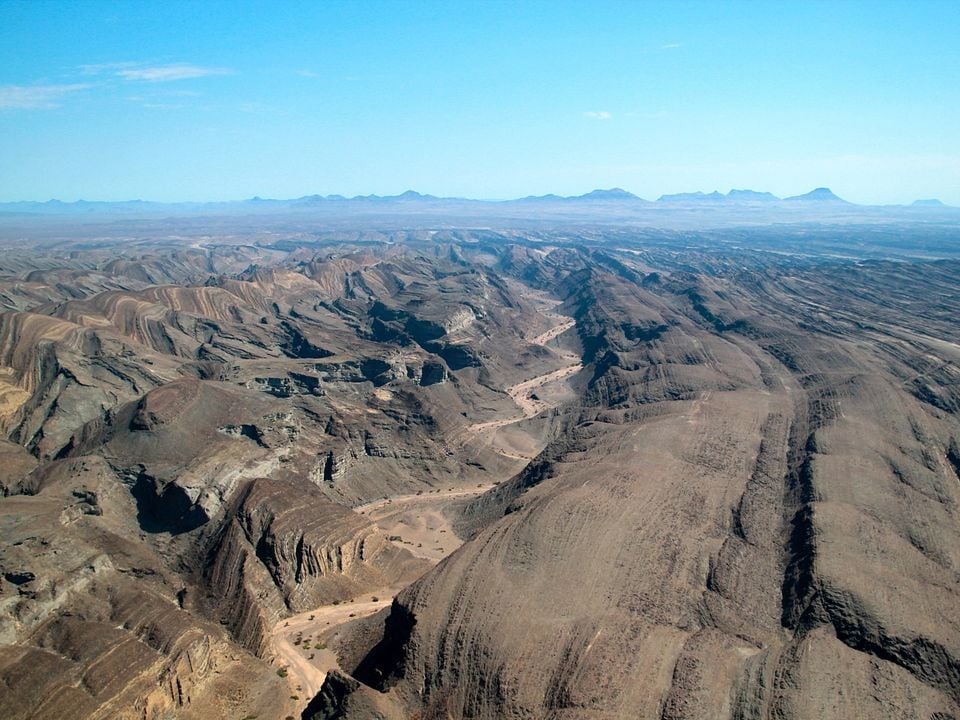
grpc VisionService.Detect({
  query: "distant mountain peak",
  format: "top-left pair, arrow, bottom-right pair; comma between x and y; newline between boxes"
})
576,188 -> 640,200
396,190 -> 429,200
784,187 -> 848,203
912,198 -> 946,207
518,193 -> 564,202
516,188 -> 642,203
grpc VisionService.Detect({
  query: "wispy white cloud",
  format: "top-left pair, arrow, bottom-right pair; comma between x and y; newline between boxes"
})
661,43 -> 682,49
0,83 -> 91,110
583,111 -> 612,120
297,69 -> 319,78
116,63 -> 232,82
125,87 -> 204,111
79,61 -> 233,84
78,61 -> 143,75
4,61 -> 226,112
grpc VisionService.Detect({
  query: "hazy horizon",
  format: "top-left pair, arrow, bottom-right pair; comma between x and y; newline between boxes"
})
0,186 -> 954,207
2,0 -> 958,205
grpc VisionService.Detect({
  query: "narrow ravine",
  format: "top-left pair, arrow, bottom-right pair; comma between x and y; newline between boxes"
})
269,309 -> 581,708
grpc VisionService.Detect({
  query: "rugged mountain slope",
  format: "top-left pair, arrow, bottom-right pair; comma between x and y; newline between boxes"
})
0,233 -> 577,717
1,222 -> 958,719
0,452 -> 291,720
334,255 -> 960,720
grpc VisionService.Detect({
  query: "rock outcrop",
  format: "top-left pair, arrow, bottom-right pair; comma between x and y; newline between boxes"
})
203,477 -> 429,655
2,223 -> 959,719
338,254 -> 960,720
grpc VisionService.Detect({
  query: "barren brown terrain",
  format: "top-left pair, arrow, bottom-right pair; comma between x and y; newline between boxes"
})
0,212 -> 958,720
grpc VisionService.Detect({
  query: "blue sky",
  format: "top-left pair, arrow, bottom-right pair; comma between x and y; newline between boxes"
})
1,0 -> 958,204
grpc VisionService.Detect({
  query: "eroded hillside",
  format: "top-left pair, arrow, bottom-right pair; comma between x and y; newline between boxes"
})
0,222 -> 958,719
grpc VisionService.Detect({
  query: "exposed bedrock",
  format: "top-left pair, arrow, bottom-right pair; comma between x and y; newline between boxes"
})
0,457 -> 289,720
202,477 -> 429,655
335,260 -> 960,720
3,236 -> 960,719
0,573 -> 289,720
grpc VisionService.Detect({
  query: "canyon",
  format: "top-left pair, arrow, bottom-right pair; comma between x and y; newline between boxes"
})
0,206 -> 958,719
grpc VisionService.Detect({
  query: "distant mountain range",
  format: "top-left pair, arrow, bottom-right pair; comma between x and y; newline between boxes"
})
291,190 -> 441,205
658,190 -> 729,202
514,188 -> 644,203
0,188 -> 953,215
658,187 -> 847,203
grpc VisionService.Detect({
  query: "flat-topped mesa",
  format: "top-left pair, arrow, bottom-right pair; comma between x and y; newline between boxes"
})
573,188 -> 642,201
726,188 -> 779,201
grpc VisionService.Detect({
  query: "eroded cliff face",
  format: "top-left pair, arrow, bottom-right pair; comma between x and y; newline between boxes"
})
336,258 -> 960,720
203,477 -> 429,655
3,227 -> 960,720
0,235 -> 569,717
0,455 -> 291,720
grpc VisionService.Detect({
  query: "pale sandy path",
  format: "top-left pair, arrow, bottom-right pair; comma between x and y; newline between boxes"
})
468,362 -> 583,433
465,310 -> 582,434
272,593 -> 395,700
528,318 -> 575,346
272,485 -> 499,697
354,483 -> 497,514
462,310 -> 582,466
358,483 -> 498,561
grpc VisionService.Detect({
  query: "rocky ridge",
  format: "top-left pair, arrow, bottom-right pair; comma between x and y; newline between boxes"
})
0,224 -> 957,719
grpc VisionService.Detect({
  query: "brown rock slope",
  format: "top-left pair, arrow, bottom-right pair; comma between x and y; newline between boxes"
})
0,236 -> 574,718
0,374 -> 435,719
336,256 -> 960,720
3,225 -> 960,719
0,454 -> 291,720
204,476 -> 429,656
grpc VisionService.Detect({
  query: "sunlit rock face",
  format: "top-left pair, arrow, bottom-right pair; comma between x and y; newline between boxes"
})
0,220 -> 958,720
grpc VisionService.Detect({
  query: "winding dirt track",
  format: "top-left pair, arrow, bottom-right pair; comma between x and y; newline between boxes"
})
469,314 -> 581,433
467,362 -> 583,433
271,594 -> 394,700
528,318 -> 575,346
353,483 -> 498,514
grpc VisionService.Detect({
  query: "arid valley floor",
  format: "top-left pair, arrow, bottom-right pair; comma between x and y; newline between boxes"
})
1,199 -> 959,719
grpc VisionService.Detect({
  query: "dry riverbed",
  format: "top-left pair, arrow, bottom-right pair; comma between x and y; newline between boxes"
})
269,310 -> 580,710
